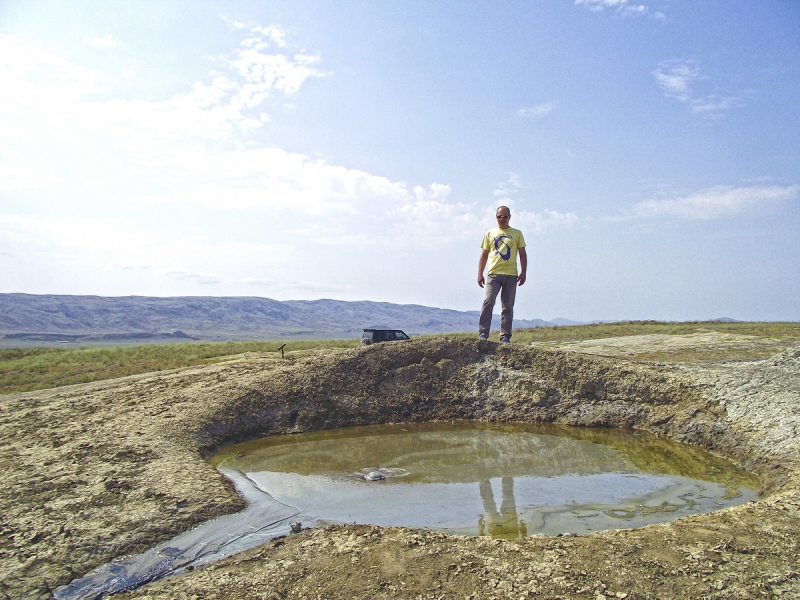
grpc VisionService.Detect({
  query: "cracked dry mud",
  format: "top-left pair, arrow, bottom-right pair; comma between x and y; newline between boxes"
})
2,336 -> 799,599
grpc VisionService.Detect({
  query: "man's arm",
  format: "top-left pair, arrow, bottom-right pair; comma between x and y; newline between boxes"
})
517,247 -> 527,286
477,249 -> 489,288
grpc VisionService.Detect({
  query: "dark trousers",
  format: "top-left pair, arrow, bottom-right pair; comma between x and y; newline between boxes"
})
478,274 -> 517,339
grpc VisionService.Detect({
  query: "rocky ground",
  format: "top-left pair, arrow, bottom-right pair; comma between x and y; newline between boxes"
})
1,335 -> 799,599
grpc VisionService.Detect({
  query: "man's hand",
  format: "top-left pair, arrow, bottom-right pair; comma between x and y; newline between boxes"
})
517,247 -> 528,286
477,249 -> 489,288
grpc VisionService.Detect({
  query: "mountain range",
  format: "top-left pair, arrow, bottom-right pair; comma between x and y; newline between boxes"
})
0,293 -> 574,345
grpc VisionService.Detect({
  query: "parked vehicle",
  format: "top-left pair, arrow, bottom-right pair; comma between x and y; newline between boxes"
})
361,327 -> 411,346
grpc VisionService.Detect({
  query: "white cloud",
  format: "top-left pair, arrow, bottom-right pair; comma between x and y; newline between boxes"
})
0,29 -> 420,225
0,214 -> 141,253
222,16 -> 289,48
236,277 -> 351,292
384,174 -> 579,246
221,15 -> 248,30
653,58 -> 742,118
391,183 -> 480,242
0,24 -> 583,300
413,182 -> 452,203
493,172 -> 524,198
162,148 -> 413,214
575,0 -> 650,17
256,25 -> 289,49
0,209 -> 364,294
653,58 -> 699,102
0,34 -> 107,101
164,270 -> 221,285
276,281 -> 351,291
0,25 -> 325,152
618,185 -> 799,220
0,29 -> 582,236
487,174 -> 579,235
0,211 -> 290,284
517,102 -> 556,119
689,95 -> 742,117
517,209 -> 580,234
228,48 -> 324,100
164,271 -> 220,285
238,277 -> 276,286
83,34 -> 117,48
0,28 -> 334,208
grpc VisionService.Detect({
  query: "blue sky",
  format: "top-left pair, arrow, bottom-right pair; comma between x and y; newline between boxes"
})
1,0 -> 798,322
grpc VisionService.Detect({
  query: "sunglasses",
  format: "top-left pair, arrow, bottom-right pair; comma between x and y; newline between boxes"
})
496,215 -> 510,219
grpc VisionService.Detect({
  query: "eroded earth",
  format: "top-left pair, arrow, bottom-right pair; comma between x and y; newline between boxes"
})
2,335 -> 799,599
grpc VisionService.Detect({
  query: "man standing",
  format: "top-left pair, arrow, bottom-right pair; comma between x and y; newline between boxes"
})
477,206 -> 527,343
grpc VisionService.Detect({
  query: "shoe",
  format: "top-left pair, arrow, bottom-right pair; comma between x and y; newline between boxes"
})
478,333 -> 489,341
500,337 -> 510,344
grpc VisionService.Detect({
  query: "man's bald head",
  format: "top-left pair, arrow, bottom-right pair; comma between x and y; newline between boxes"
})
495,206 -> 511,228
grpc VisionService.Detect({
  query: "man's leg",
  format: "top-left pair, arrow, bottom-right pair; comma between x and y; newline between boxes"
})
499,275 -> 518,340
479,275 -> 502,336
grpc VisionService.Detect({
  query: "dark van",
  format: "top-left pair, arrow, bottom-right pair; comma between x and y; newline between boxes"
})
361,327 -> 411,346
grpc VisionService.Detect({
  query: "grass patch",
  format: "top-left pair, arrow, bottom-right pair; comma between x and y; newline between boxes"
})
0,339 -> 360,395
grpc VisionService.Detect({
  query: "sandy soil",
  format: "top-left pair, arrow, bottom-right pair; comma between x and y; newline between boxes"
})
538,330 -> 793,362
1,335 -> 799,599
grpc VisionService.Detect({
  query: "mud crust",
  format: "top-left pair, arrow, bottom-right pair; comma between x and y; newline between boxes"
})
1,337 -> 799,599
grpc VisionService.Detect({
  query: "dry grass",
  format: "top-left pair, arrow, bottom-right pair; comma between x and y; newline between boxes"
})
449,320 -> 800,363
509,320 -> 800,344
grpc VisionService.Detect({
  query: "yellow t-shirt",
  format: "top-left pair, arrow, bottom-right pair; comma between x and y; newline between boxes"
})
481,226 -> 526,276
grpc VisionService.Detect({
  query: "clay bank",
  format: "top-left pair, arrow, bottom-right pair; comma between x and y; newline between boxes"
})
2,337 -> 799,599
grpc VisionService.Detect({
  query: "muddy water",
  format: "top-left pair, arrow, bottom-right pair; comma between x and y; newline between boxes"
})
213,421 -> 760,539
56,422 -> 758,599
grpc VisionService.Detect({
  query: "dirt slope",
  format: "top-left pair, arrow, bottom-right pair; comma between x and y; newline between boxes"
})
1,337 -> 799,599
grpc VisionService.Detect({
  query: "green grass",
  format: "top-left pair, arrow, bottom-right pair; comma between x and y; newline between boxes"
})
2,321 -> 798,395
0,339 -> 360,395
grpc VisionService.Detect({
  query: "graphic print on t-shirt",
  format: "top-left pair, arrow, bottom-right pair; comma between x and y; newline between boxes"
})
494,234 -> 512,261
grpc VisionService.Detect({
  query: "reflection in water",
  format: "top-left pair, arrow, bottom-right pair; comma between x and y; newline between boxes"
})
56,422 -> 761,599
479,477 -> 527,538
214,421 -> 760,539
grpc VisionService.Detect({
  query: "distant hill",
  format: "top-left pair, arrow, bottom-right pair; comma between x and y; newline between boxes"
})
547,317 -> 582,326
0,294 -> 557,345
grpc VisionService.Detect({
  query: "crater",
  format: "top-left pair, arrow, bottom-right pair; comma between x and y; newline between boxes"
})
4,337 -> 799,599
